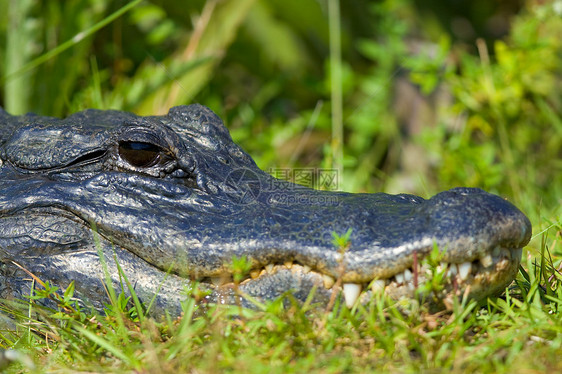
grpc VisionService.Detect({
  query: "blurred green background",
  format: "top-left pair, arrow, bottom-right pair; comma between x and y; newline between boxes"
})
1,0 -> 560,230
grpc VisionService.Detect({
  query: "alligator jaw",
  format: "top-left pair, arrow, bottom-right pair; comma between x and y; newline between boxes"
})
203,245 -> 523,309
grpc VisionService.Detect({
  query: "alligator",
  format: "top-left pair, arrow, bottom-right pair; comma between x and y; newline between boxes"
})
0,104 -> 531,317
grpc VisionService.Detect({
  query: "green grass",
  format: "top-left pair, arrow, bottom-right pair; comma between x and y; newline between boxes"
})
1,0 -> 562,372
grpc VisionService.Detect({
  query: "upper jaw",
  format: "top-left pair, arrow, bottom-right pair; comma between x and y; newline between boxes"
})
117,185 -> 531,285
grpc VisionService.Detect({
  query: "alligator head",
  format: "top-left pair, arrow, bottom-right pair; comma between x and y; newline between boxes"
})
0,105 -> 531,316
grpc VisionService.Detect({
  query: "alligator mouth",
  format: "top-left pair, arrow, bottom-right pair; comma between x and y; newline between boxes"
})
203,246 -> 523,308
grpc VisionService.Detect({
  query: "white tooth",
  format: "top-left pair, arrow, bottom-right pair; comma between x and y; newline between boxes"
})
395,272 -> 404,284
343,283 -> 362,308
481,254 -> 493,268
447,265 -> 457,277
458,262 -> 471,280
492,246 -> 501,257
513,248 -> 523,260
403,269 -> 413,282
303,265 -> 311,273
265,264 -> 274,273
370,279 -> 386,293
323,275 -> 335,289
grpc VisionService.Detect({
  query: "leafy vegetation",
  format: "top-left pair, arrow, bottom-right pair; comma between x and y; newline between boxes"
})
1,0 -> 561,372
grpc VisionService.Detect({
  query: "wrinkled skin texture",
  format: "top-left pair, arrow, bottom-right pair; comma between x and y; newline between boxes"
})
0,105 -> 531,316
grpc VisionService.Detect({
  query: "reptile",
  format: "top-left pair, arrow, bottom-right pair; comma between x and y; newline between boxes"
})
0,104 -> 531,316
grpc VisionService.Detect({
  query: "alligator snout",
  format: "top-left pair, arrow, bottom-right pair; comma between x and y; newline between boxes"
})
200,186 -> 531,307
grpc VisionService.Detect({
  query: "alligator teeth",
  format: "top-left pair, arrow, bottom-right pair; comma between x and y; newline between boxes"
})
403,269 -> 413,282
209,247 -> 521,294
343,283 -> 362,308
323,274 -> 335,289
481,254 -> 493,268
370,279 -> 386,293
458,262 -> 471,280
447,265 -> 457,277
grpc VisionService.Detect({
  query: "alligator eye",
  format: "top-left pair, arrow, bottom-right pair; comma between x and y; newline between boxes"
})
119,141 -> 162,168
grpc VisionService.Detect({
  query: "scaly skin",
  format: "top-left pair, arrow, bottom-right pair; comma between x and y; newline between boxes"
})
0,105 -> 531,316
